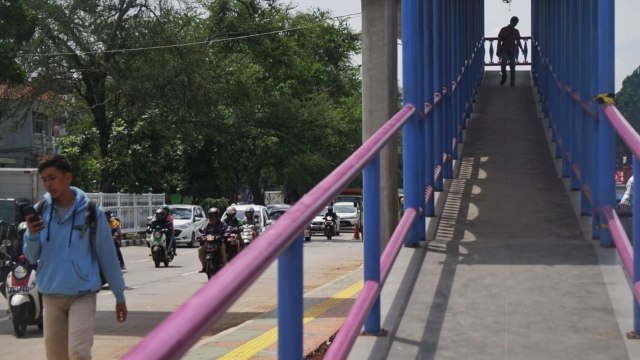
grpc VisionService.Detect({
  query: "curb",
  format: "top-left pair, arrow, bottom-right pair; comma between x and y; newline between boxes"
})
120,238 -> 147,247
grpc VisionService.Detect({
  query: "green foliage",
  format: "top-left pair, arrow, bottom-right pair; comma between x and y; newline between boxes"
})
200,197 -> 231,212
17,0 -> 362,203
0,0 -> 37,83
616,65 -> 640,166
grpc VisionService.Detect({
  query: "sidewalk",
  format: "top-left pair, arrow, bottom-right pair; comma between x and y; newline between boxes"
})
182,266 -> 364,359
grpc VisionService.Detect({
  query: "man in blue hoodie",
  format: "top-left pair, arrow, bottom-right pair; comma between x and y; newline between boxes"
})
24,154 -> 127,360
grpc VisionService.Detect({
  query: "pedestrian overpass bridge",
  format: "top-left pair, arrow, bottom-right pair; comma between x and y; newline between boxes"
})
122,0 -> 640,359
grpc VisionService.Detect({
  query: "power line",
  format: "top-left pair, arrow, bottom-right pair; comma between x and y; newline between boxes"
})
18,12 -> 361,57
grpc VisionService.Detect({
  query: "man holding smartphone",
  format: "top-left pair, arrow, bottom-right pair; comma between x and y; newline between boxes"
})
23,154 -> 127,360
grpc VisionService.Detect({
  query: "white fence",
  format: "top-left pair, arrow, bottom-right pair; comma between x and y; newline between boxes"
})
86,193 -> 165,235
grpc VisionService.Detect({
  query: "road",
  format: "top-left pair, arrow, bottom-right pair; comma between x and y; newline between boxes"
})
0,233 -> 363,359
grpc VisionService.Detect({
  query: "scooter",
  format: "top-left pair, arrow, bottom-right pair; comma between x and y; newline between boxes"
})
0,240 -> 42,338
241,224 -> 256,246
148,226 -> 173,268
324,216 -> 335,240
201,234 -> 224,279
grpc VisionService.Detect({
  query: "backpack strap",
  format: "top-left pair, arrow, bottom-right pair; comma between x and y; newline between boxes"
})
86,200 -> 98,259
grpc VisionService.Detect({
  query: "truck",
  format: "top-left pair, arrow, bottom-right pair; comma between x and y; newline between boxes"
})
0,168 -> 45,241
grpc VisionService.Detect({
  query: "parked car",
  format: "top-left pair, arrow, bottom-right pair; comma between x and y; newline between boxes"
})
310,208 -> 341,235
333,201 -> 361,231
168,205 -> 207,248
223,204 -> 271,236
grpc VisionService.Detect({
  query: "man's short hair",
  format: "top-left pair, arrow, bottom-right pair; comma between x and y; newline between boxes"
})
510,16 -> 519,25
37,154 -> 72,174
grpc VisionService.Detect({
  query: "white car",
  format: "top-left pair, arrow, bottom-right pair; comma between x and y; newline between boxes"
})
168,205 -> 207,247
333,201 -> 361,231
223,204 -> 270,236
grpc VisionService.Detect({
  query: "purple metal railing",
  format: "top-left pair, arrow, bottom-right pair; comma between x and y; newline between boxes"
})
122,105 -> 416,360
325,208 -> 417,359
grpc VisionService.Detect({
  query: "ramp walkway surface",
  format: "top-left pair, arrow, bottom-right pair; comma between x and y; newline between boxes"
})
348,71 -> 637,360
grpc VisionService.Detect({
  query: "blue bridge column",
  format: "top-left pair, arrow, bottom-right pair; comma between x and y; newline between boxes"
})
596,0 -> 615,247
401,0 -> 423,246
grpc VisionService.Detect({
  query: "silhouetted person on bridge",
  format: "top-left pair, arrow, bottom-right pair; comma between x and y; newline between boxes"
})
498,16 -> 525,87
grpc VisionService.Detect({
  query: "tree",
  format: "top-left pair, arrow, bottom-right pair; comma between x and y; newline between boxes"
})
616,65 -> 640,166
0,0 -> 37,83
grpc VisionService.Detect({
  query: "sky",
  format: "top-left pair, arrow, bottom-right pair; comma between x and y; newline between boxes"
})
285,0 -> 640,92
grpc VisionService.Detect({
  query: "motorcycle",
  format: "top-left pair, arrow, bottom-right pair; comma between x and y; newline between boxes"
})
148,226 -> 173,268
201,234 -> 224,279
0,240 -> 42,337
324,216 -> 335,240
241,224 -> 256,246
226,229 -> 242,262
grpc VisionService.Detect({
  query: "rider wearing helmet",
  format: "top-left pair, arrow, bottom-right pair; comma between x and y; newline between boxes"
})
324,205 -> 338,228
162,205 -> 177,256
197,207 -> 229,273
224,206 -> 244,259
105,211 -> 126,271
147,208 -> 174,255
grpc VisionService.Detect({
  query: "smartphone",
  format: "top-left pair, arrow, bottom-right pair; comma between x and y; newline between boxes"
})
22,205 -> 41,223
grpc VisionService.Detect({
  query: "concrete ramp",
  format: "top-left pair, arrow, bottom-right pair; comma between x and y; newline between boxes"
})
349,71 -> 633,360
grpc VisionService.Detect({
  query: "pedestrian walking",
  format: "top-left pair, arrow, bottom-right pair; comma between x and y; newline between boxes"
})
23,154 -> 127,360
497,16 -> 526,86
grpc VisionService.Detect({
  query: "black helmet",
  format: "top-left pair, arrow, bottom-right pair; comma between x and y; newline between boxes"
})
510,16 -> 519,25
155,208 -> 166,220
226,206 -> 237,217
104,210 -> 112,219
245,207 -> 255,214
208,207 -> 220,218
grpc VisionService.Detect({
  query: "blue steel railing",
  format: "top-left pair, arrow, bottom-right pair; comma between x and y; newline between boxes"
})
531,0 -> 640,336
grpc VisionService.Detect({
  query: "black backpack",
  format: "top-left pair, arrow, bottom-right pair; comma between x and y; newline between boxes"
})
36,200 -> 107,287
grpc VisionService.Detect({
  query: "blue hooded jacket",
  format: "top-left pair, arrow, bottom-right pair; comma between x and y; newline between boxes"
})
23,187 -> 126,303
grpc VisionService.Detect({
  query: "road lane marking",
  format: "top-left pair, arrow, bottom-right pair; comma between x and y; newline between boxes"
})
182,271 -> 198,276
218,280 -> 363,359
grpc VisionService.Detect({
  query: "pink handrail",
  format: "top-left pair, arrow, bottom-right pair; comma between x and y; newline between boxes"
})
325,208 -> 417,359
122,105 -> 416,360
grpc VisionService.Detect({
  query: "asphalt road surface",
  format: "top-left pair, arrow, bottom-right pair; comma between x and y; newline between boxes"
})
0,233 -> 363,359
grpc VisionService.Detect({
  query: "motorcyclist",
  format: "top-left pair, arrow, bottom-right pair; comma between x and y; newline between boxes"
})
147,208 -> 174,257
162,205 -> 177,256
324,205 -> 338,230
197,207 -> 229,273
105,211 -> 126,271
224,206 -> 244,261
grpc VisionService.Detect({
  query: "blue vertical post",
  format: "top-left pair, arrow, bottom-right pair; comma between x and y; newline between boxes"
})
569,0 -> 580,191
590,0 -> 601,238
433,0 -> 443,192
597,0 -> 615,247
402,0 -> 421,246
442,0 -> 452,180
416,0 -> 426,240
278,236 -> 303,360
578,0 -> 591,216
633,157 -> 640,333
424,0 -> 435,218
363,156 -> 381,333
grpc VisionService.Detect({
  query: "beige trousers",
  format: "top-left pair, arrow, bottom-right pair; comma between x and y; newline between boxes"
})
43,293 -> 97,360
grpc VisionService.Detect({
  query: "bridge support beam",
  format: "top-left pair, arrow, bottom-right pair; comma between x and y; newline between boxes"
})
361,0 -> 399,248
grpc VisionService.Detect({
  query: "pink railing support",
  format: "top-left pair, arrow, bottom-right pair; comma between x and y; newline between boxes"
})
325,209 -> 417,359
122,105 -> 416,360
